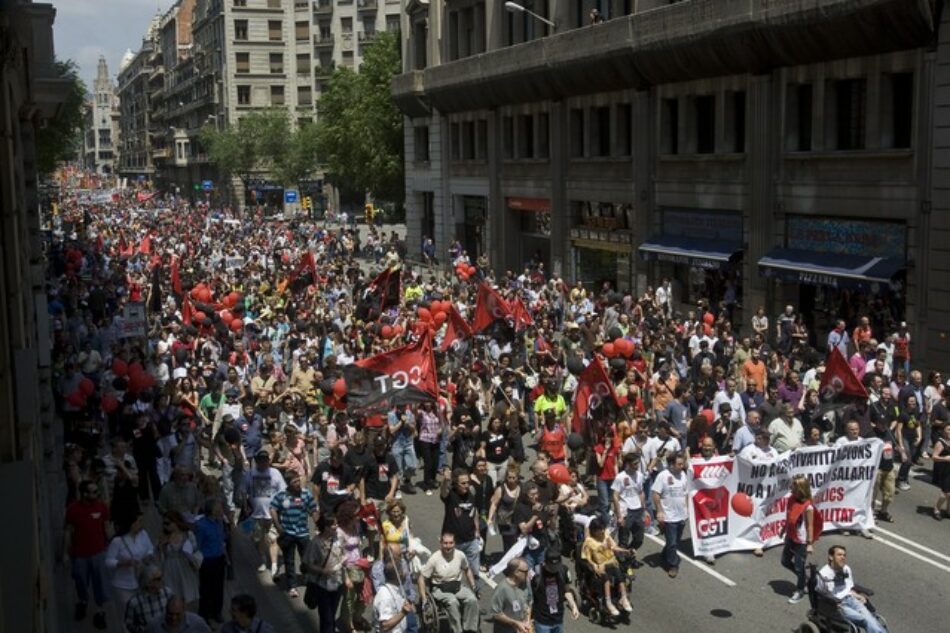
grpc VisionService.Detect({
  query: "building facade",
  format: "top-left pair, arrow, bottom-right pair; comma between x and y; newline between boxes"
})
394,0 -> 950,370
116,20 -> 159,184
0,2 -> 70,631
82,56 -> 118,175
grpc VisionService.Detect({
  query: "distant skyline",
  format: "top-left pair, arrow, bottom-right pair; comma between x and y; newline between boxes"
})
54,0 -> 176,90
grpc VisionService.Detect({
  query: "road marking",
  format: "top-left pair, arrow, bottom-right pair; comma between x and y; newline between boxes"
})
873,534 -> 950,575
873,527 -> 950,564
644,534 -> 737,587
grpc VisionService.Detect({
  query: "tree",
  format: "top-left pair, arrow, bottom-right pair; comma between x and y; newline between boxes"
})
315,30 -> 404,204
35,60 -> 86,175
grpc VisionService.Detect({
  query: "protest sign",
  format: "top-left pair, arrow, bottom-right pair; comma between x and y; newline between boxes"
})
120,301 -> 147,338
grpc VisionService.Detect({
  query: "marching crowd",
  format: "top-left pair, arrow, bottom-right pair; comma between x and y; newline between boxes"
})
53,186 -> 950,633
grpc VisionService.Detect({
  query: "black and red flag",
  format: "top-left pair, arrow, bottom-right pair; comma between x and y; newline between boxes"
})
471,283 -> 513,333
369,267 -> 402,314
287,251 -> 319,285
819,347 -> 869,410
572,358 -> 620,435
343,330 -> 439,413
440,304 -> 474,352
511,298 -> 535,332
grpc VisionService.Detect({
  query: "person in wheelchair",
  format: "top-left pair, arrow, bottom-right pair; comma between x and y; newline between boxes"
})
579,517 -> 633,617
417,532 -> 479,633
815,545 -> 888,633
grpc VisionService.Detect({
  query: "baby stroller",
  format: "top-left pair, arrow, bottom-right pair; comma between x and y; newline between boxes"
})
575,551 -> 637,626
797,564 -> 888,633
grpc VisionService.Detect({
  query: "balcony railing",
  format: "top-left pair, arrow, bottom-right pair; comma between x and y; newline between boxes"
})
357,0 -> 377,12
313,34 -> 333,48
314,63 -> 335,77
358,31 -> 377,42
314,1 -> 332,14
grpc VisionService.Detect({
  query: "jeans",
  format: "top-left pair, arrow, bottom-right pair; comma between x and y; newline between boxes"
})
457,539 -> 481,585
419,441 -> 440,488
535,623 -> 564,633
71,552 -> 109,607
524,545 -> 545,573
662,520 -> 685,569
596,478 -> 613,522
643,476 -> 657,529
486,459 -> 509,489
315,587 -> 342,633
781,540 -> 807,591
279,533 -> 310,590
618,508 -> 645,551
839,595 -> 887,633
897,436 -> 921,483
392,440 -> 418,479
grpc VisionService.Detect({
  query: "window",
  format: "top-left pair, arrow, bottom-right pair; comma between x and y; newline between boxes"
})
341,17 -> 353,34
235,52 -> 250,74
591,106 -> 610,157
536,113 -> 549,159
726,91 -> 746,153
518,115 -> 534,159
270,85 -> 285,106
386,16 -> 400,33
269,21 -> 282,41
448,12 -> 459,60
886,72 -> 913,149
319,22 -> 332,41
414,126 -> 430,162
295,21 -> 309,41
412,21 -> 428,70
476,120 -> 488,160
502,116 -> 514,159
786,84 -> 813,151
450,122 -> 461,160
363,17 -> 375,36
462,121 -> 476,160
234,0 -> 246,6
296,53 -> 310,74
267,0 -> 281,8
661,98 -> 678,154
570,108 -> 585,158
270,53 -> 284,74
298,86 -> 312,106
342,51 -> 354,67
694,95 -> 715,154
234,19 -> 248,40
237,85 -> 251,105
616,103 -> 632,156
831,78 -> 867,150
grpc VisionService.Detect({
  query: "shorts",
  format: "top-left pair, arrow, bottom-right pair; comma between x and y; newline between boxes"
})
251,518 -> 278,544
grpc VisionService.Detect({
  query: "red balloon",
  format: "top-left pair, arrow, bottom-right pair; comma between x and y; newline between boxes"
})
101,395 -> 119,413
128,362 -> 144,377
701,408 -> 714,426
190,287 -> 202,300
198,288 -> 212,303
417,307 -> 432,322
381,325 -> 394,339
79,377 -> 95,396
230,319 -> 243,332
194,311 -> 207,324
466,265 -> 476,276
220,310 -> 234,325
433,312 -> 447,326
548,464 -> 571,486
229,291 -> 241,305
112,359 -> 128,377
602,343 -> 616,358
393,324 -> 404,335
332,378 -> 347,399
731,492 -> 754,518
65,390 -> 86,408
703,312 -> 715,325
459,272 -> 470,281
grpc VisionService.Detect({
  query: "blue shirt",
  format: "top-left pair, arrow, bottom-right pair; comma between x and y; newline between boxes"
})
270,488 -> 316,537
194,516 -> 226,559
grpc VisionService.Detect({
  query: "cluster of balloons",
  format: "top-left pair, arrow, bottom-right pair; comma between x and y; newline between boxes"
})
319,377 -> 348,410
377,323 -> 406,340
411,300 -> 452,335
602,337 -> 636,359
111,358 -> 155,394
190,283 -> 214,304
190,288 -> 245,334
455,263 -> 477,281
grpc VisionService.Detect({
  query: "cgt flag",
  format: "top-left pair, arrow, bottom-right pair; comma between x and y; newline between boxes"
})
472,283 -> 512,333
511,298 -> 534,332
440,303 -> 474,352
571,358 -> 620,435
355,268 -> 402,322
343,330 -> 439,413
819,347 -> 868,409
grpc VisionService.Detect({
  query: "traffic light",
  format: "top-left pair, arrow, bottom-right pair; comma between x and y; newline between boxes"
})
302,196 -> 312,210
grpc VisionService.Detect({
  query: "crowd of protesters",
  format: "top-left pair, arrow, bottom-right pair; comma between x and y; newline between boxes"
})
52,183 -> 948,633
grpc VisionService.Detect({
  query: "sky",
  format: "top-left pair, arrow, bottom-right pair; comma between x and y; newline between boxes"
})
53,0 -> 177,90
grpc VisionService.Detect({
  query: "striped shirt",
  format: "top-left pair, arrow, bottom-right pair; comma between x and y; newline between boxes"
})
270,488 -> 316,537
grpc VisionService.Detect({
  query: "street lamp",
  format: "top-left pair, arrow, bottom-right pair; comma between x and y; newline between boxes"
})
504,1 -> 556,30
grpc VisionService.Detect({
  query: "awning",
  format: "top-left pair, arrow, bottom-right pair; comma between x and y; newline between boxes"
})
638,234 -> 743,269
758,247 -> 905,291
506,197 -> 550,212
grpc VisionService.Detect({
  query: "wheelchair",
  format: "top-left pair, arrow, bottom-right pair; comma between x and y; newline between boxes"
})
574,551 -> 636,626
797,564 -> 888,633
416,579 -> 480,633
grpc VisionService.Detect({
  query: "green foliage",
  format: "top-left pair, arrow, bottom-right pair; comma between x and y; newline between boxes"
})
35,59 -> 86,175
315,30 -> 404,203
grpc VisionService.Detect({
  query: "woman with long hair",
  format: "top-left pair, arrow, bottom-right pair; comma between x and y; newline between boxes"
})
781,474 -> 815,604
303,514 -> 344,633
488,464 -> 523,555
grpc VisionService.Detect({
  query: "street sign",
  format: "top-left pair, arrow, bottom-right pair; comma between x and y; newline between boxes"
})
284,189 -> 298,203
201,180 -> 213,191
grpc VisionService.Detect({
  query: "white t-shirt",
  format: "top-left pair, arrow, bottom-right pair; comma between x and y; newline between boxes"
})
818,564 -> 855,600
243,467 -> 287,519
652,468 -> 689,523
611,469 -> 644,512
642,436 -> 680,473
374,583 -> 408,633
105,530 -> 155,590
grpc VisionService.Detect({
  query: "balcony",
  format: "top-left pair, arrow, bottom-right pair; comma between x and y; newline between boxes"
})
314,34 -> 333,49
357,0 -> 377,12
393,0 -> 937,114
313,0 -> 332,14
152,148 -> 172,159
314,63 -> 335,77
294,1 -> 309,10
358,31 -> 377,42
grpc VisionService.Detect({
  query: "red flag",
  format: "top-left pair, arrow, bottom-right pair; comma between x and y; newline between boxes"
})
181,295 -> 193,326
369,268 -> 401,314
440,304 -> 474,352
343,330 -> 439,413
170,256 -> 182,295
571,358 -> 620,435
472,283 -> 512,333
511,298 -> 535,332
819,347 -> 869,402
139,235 -> 152,255
287,251 -> 319,285
135,191 -> 158,203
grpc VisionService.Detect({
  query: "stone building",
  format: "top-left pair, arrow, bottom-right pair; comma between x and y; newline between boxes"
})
82,56 -> 118,175
394,0 -> 950,370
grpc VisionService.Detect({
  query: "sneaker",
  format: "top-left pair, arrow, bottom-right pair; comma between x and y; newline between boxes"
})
705,556 -> 715,565
860,528 -> 873,539
753,548 -> 764,557
667,568 -> 678,578
402,482 -> 417,495
788,591 -> 805,604
288,588 -> 299,598
425,489 -> 433,496
897,482 -> 911,491
646,525 -> 659,536
74,601 -> 87,621
605,601 -> 620,617
619,597 -> 633,613
270,563 -> 278,577
92,612 -> 106,630
877,512 -> 894,523
395,490 -> 403,500
257,563 -> 267,572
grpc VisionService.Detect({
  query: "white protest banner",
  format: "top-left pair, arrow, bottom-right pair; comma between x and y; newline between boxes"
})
121,301 -> 147,338
688,438 -> 882,557
225,256 -> 245,270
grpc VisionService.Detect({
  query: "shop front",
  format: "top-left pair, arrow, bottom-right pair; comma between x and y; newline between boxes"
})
569,200 -> 635,291
759,216 -> 907,346
638,208 -> 744,311
507,196 -> 551,270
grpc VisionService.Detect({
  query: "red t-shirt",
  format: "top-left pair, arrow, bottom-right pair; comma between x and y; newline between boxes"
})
594,443 -> 619,480
539,425 -> 567,462
363,414 -> 385,429
65,500 -> 110,557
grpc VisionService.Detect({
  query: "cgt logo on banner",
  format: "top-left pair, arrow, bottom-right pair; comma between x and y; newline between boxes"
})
688,438 -> 882,558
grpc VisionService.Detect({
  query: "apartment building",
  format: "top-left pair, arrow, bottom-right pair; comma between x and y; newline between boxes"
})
393,0 -> 950,370
116,17 -> 159,183
82,56 -> 118,175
